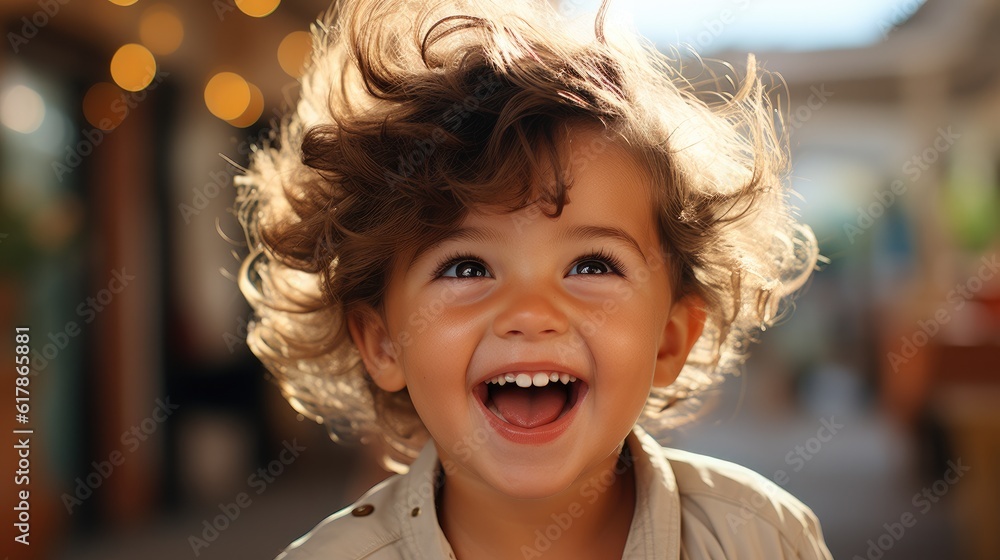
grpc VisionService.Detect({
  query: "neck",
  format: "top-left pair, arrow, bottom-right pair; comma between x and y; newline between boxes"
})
437,442 -> 637,560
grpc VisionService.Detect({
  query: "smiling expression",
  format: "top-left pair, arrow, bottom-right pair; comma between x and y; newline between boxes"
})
350,127 -> 703,499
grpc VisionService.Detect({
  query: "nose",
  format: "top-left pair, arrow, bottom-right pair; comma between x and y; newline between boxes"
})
492,289 -> 570,340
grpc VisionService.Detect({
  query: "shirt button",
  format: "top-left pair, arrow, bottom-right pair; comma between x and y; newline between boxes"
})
351,504 -> 375,517
411,507 -> 420,517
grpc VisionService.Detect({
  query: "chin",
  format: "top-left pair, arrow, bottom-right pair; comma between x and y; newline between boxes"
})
478,461 -> 581,501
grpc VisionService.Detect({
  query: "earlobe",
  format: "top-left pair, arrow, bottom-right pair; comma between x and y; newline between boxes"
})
652,295 -> 707,387
347,307 -> 407,392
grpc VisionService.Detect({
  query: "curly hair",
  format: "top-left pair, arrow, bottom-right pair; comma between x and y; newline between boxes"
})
235,0 -> 818,472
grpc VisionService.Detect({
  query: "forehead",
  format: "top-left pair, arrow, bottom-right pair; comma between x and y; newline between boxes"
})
479,126 -> 656,222
442,129 -> 659,250
398,125 -> 661,269
555,127 -> 656,219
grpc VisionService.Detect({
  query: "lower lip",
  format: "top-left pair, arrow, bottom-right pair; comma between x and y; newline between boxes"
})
474,383 -> 588,445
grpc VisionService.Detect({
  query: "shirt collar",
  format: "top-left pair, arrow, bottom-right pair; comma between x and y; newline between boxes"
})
400,426 -> 681,560
623,425 -> 681,559
399,439 -> 453,560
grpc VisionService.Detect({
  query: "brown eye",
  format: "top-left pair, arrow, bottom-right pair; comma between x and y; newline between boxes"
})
570,260 -> 611,275
442,260 -> 491,278
568,250 -> 626,277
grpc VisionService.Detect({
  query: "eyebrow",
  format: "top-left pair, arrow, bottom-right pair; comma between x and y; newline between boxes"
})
559,225 -> 648,260
408,226 -> 507,267
410,223 -> 648,265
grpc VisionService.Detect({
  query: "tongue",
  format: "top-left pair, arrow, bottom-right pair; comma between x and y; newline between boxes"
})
490,384 -> 567,429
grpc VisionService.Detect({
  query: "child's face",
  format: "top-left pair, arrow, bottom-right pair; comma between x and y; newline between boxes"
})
352,127 -> 703,499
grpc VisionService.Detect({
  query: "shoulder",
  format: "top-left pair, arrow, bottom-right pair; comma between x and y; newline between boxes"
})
275,474 -> 409,560
661,447 -> 832,560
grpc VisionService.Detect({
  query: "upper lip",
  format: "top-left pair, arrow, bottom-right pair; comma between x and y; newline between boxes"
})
471,361 -> 587,388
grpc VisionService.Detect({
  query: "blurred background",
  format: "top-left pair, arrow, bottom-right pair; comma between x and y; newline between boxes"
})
0,0 -> 998,558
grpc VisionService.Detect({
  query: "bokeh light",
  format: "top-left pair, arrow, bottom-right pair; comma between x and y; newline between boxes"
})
139,4 -> 185,55
204,72 -> 251,121
83,82 -> 129,131
0,85 -> 45,134
277,30 -> 312,77
235,0 -> 280,18
107,0 -> 139,6
110,43 -> 157,91
227,82 -> 264,128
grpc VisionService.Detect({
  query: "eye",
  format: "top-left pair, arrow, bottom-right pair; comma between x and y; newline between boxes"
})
568,250 -> 625,276
570,260 -> 611,275
436,255 -> 492,279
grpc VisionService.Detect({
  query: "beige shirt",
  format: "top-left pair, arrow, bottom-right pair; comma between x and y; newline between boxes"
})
276,427 -> 833,559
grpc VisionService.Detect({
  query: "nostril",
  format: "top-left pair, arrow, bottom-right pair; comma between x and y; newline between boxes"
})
493,295 -> 570,338
502,327 -> 561,338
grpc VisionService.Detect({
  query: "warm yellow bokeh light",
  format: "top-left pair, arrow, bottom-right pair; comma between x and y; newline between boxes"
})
83,82 -> 128,131
277,30 -> 312,78
108,0 -> 139,6
204,72 -> 251,121
227,83 -> 264,128
235,0 -> 280,17
110,44 -> 156,92
140,4 -> 184,55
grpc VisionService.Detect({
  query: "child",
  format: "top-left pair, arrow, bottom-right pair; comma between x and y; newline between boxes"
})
236,0 -> 831,557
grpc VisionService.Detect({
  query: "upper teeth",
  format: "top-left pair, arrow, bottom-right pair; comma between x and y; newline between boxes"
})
485,373 -> 577,387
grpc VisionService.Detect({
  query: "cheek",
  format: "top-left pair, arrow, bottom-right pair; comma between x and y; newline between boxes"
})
407,307 -> 481,353
596,285 -> 663,346
394,307 -> 482,395
587,285 -> 665,394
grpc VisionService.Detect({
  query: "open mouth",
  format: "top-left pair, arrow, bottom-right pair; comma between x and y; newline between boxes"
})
473,373 -> 586,431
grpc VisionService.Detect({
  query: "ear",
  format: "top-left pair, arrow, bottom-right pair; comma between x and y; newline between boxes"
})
652,295 -> 706,387
347,306 -> 407,392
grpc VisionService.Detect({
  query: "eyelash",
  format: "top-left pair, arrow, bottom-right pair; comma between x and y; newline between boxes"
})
431,249 -> 627,279
431,252 -> 484,279
579,249 -> 627,276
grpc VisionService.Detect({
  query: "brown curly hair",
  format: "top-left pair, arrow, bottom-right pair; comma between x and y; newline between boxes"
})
236,0 -> 818,471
